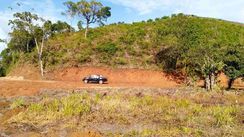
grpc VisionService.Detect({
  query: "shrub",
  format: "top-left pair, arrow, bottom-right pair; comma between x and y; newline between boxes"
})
76,48 -> 92,63
0,66 -> 6,76
96,42 -> 118,55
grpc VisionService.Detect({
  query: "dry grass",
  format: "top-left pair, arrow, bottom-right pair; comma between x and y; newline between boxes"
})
5,89 -> 244,136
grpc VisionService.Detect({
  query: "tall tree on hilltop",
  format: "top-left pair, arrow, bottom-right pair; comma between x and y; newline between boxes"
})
62,1 -> 77,30
63,0 -> 111,38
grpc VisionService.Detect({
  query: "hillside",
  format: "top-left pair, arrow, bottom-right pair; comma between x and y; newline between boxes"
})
4,14 -> 239,70
1,14 -> 244,89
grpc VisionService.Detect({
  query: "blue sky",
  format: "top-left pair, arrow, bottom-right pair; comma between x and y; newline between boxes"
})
1,0 -> 244,52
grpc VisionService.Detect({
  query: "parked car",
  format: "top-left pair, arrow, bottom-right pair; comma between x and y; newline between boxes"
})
82,75 -> 108,84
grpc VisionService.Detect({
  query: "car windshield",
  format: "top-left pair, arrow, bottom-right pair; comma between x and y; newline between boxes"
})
91,75 -> 99,78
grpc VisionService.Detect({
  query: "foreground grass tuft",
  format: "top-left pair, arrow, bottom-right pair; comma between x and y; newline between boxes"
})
10,98 -> 25,109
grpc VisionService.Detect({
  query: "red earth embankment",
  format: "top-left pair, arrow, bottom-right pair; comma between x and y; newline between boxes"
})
1,66 -> 180,97
48,67 -> 180,87
2,65 -> 243,97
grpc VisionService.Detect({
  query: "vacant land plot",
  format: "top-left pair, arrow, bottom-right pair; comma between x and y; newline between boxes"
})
0,88 -> 243,137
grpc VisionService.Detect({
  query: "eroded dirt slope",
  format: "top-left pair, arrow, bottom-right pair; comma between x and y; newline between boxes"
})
48,67 -> 180,86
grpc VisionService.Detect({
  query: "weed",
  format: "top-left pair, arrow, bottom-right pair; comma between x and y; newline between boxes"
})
28,103 -> 44,112
212,106 -> 238,127
61,94 -> 91,116
10,98 -> 25,109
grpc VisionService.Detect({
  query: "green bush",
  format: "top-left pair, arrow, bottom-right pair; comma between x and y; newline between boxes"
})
75,48 -> 92,63
0,66 -> 6,77
96,42 -> 118,55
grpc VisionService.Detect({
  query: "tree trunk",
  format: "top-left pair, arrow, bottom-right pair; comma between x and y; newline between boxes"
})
227,78 -> 235,90
205,75 -> 211,91
38,53 -> 44,77
34,38 -> 44,77
26,42 -> 29,52
210,72 -> 215,91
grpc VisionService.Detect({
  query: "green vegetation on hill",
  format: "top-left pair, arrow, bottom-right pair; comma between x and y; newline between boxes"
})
0,13 -> 244,89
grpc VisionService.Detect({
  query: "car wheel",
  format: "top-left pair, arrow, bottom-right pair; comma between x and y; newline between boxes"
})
84,80 -> 88,84
99,80 -> 103,84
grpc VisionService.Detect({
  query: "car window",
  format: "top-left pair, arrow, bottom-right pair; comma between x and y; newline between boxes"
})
91,75 -> 99,78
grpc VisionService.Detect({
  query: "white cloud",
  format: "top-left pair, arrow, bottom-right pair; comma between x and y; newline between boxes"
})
107,0 -> 244,22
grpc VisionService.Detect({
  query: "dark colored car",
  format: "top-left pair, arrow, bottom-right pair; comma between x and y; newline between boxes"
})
82,75 -> 108,84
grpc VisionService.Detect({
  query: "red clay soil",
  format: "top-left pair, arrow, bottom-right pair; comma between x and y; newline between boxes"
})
1,66 -> 243,97
0,67 -> 180,97
48,67 -> 179,87
8,63 -> 41,80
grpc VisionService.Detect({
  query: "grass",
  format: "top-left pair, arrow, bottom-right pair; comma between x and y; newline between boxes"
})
5,90 -> 244,136
10,98 -> 25,109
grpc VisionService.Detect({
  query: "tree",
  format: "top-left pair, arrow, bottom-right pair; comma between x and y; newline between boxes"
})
51,20 -> 74,34
200,56 -> 224,91
0,39 -> 5,43
34,20 -> 53,77
224,44 -> 244,89
157,15 -> 227,91
63,0 -> 111,38
9,12 -> 50,77
0,48 -> 13,76
62,1 -> 77,28
9,12 -> 39,52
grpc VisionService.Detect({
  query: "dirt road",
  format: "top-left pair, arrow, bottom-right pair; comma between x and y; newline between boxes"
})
0,79 -> 180,97
0,67 -> 182,97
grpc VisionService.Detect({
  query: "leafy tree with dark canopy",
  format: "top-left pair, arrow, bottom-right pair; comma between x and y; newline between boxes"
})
224,44 -> 244,89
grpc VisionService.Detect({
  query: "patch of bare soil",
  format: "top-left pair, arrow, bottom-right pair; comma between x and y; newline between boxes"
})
8,63 -> 41,80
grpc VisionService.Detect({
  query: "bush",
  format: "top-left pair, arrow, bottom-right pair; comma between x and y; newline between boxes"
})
96,42 -> 118,55
0,66 -> 6,77
75,48 -> 92,63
